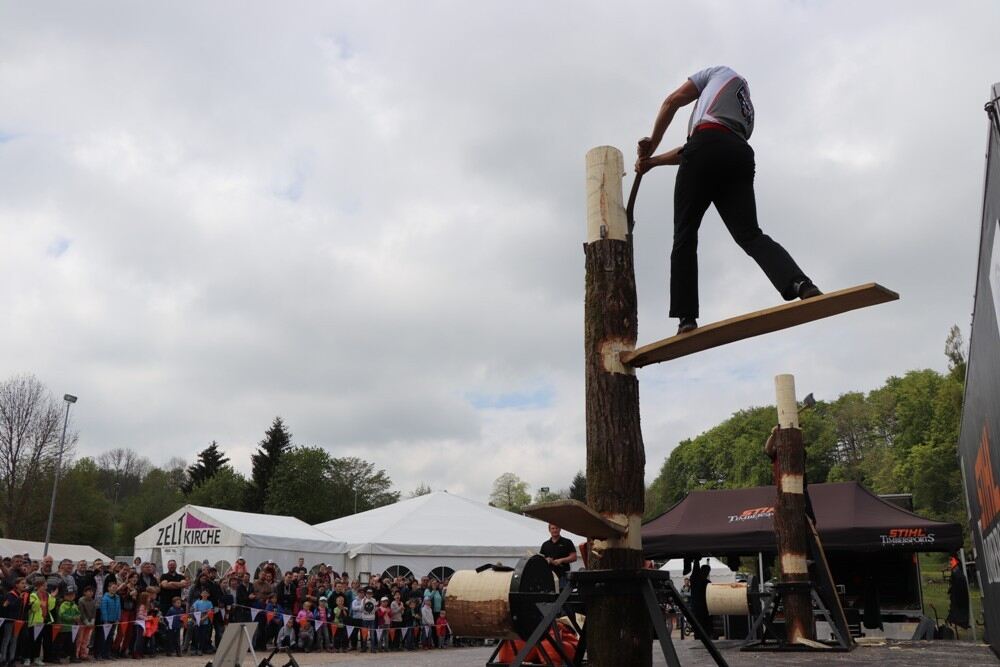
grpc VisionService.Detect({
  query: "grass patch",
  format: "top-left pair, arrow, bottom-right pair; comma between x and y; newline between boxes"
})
919,553 -> 983,641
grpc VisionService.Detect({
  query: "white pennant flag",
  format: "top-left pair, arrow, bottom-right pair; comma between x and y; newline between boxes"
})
219,608 -> 225,621
250,608 -> 261,621
32,625 -> 43,640
313,619 -> 323,630
283,614 -> 293,626
424,626 -> 431,637
193,611 -> 202,625
101,623 -> 112,635
0,618 -> 5,627
376,628 -> 383,640
134,619 -> 145,628
71,626 -> 79,642
401,626 -> 409,638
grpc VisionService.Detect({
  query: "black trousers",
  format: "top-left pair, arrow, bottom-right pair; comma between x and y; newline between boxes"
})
670,130 -> 809,319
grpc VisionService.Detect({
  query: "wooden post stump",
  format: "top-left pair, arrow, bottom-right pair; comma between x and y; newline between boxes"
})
772,374 -> 815,643
583,146 -> 651,666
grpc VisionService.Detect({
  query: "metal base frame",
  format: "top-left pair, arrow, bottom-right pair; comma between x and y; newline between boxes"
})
741,582 -> 852,653
486,568 -> 728,667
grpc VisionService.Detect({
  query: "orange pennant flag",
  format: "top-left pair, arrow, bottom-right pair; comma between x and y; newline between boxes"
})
298,618 -> 309,629
389,628 -> 396,640
13,621 -> 24,636
144,616 -> 159,638
207,610 -> 215,622
266,612 -> 275,624
180,614 -> 189,626
360,628 -> 369,642
51,625 -> 61,640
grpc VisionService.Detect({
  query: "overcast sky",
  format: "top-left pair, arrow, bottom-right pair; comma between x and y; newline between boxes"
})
2,1 -> 998,506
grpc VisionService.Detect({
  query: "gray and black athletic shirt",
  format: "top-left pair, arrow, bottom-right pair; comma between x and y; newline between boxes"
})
686,66 -> 755,141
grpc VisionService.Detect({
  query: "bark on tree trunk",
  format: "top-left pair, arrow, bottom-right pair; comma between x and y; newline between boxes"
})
584,146 -> 651,667
772,374 -> 814,643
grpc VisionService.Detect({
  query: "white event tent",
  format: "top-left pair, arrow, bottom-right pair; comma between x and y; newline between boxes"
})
313,491 -> 584,580
134,505 -> 347,577
659,556 -> 736,584
0,538 -> 110,564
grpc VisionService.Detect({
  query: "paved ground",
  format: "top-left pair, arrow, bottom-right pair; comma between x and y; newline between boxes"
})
80,638 -> 998,666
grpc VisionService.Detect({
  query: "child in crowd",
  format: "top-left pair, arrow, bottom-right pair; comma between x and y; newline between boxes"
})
435,609 -> 450,648
56,589 -> 80,663
166,597 -> 185,657
275,618 -> 295,649
314,598 -> 331,652
76,586 -> 96,662
402,597 -> 419,651
420,598 -> 435,649
133,592 -> 149,659
0,579 -> 25,666
332,595 -> 348,652
376,597 -> 392,652
27,577 -> 49,666
191,588 -> 214,656
264,595 -> 283,647
295,600 -> 314,652
98,582 -> 121,660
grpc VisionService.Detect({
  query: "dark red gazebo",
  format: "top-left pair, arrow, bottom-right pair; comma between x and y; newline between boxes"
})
642,481 -> 962,558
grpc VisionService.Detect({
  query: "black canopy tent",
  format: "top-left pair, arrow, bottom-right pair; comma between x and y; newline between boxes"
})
643,481 -> 962,559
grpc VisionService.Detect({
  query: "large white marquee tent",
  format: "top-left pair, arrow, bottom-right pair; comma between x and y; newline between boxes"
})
313,491 -> 584,580
134,505 -> 347,576
0,538 -> 110,564
659,557 -> 737,584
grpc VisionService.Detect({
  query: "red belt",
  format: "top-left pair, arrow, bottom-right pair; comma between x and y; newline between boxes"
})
694,121 -> 732,134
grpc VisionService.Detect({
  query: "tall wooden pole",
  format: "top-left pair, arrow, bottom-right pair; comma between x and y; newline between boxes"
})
772,374 -> 815,643
584,146 -> 651,666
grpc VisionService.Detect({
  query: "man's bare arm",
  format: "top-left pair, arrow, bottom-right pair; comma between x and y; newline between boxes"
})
638,79 -> 701,159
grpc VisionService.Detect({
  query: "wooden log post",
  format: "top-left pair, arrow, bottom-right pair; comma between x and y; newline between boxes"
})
584,146 -> 651,666
772,374 -> 815,643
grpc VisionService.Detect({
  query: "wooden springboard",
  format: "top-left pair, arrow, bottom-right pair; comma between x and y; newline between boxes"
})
621,283 -> 898,368
522,499 -> 627,539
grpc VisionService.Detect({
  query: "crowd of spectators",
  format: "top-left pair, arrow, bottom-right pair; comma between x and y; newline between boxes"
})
0,554 -> 453,665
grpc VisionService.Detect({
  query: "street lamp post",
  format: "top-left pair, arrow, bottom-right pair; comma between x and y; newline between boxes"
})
43,394 -> 77,558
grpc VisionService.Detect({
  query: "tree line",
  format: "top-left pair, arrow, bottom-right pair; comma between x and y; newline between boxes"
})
644,327 -> 968,532
0,376 -> 401,556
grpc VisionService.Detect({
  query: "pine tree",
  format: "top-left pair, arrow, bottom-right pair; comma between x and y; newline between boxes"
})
569,470 -> 587,502
245,417 -> 292,512
182,441 -> 229,494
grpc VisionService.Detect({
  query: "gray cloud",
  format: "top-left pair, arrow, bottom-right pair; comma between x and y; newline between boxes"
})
1,1 -> 997,502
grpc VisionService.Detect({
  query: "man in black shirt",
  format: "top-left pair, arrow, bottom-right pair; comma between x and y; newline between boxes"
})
290,558 -> 307,576
158,560 -> 189,614
539,524 -> 577,589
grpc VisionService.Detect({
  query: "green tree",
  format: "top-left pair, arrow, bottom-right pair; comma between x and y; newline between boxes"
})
408,483 -> 432,498
118,468 -> 185,549
183,441 -> 229,493
945,324 -> 967,382
50,458 -> 114,549
264,447 -> 338,523
533,488 -> 563,503
328,457 -> 399,517
246,417 -> 292,512
489,472 -> 531,512
187,465 -> 249,511
568,471 -> 587,503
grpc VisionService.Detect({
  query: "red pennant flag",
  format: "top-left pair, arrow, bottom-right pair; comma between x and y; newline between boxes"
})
51,625 -> 61,640
206,610 -> 214,622
360,628 -> 369,642
13,621 -> 24,636
266,612 -> 274,624
299,617 -> 309,629
144,616 -> 159,638
180,614 -> 189,626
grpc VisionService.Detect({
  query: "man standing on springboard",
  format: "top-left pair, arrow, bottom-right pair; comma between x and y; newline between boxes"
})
635,65 -> 821,335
